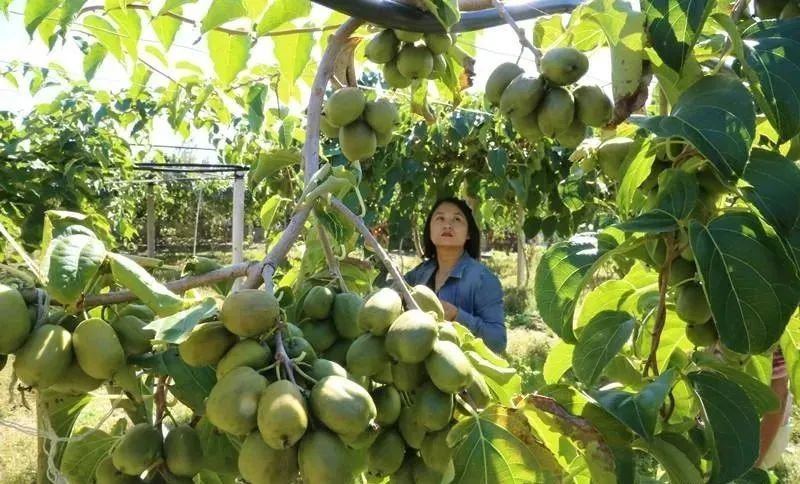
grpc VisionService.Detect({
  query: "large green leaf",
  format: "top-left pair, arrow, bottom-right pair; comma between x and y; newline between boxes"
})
418,0 -> 460,30
780,312 -> 800,403
200,0 -> 247,34
635,75 -> 755,182
159,0 -> 195,15
152,12 -> 181,51
143,297 -> 218,344
108,8 -> 141,63
617,138 -> 656,216
577,279 -> 636,330
741,148 -> 800,235
44,234 -> 106,305
207,30 -> 251,85
573,310 -> 635,386
688,370 -> 760,484
82,43 -> 106,81
594,369 -> 677,440
23,0 -> 59,36
517,394 -> 617,484
542,341 -> 575,385
137,348 -> 216,413
641,0 -> 714,74
689,212 -> 800,353
109,253 -> 185,316
742,19 -> 800,142
532,16 -> 567,49
534,233 -> 621,342
39,391 -> 94,475
633,434 -> 703,483
83,15 -> 124,62
694,363 -> 779,416
256,0 -> 311,35
274,31 -> 313,103
60,427 -> 120,483
618,168 -> 699,233
447,405 -> 564,483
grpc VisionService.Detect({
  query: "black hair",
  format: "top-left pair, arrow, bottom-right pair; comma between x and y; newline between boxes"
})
422,197 -> 481,260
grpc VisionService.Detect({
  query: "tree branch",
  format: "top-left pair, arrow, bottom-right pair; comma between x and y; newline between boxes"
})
81,262 -> 253,308
491,0 -> 542,66
644,236 -> 676,377
328,198 -> 419,310
242,18 -> 365,290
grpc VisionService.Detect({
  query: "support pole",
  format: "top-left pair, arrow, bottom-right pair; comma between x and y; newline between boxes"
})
146,182 -> 155,258
232,171 -> 246,290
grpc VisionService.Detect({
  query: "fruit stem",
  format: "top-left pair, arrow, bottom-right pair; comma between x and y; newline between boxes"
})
155,375 -> 169,425
644,234 -> 676,377
491,0 -> 542,67
328,197 -> 421,311
316,221 -> 349,293
291,362 -> 318,385
274,331 -> 298,386
455,393 -> 479,417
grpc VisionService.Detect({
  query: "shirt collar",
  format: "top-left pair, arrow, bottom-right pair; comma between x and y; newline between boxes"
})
421,252 -> 472,280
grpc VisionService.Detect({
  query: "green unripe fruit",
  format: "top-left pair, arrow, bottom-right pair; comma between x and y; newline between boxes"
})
499,74 -> 546,118
339,120 -> 378,162
385,309 -> 439,363
303,286 -> 336,320
205,366 -> 267,436
359,287 -> 403,335
365,29 -> 400,64
346,333 -> 390,377
573,85 -> 613,127
284,336 -> 318,362
596,137 -> 634,181
320,114 -> 340,138
367,429 -> 406,477
117,303 -> 156,322
410,284 -> 445,321
437,322 -> 460,345
510,110 -> 544,142
485,62 -> 524,106
216,339 -> 271,379
310,375 -> 377,437
238,431 -> 298,484
340,425 -> 380,450
372,385 -> 402,426
394,30 -> 423,43
429,54 -> 447,79
112,423 -> 162,476
415,382 -> 454,431
73,318 -> 126,380
13,324 -> 72,388
667,257 -> 696,287
95,456 -> 142,484
325,87 -> 367,127
465,369 -> 491,409
111,315 -> 155,356
178,322 -> 237,367
398,406 -> 427,449
310,358 -> 348,380
420,428 -> 454,473
258,380 -> 308,449
49,359 -> 104,395
321,339 -> 351,365
364,99 -> 399,134
375,129 -> 393,147
537,86 -> 575,137
0,284 -> 31,354
424,33 -> 452,55
396,44 -> 434,80
383,60 -> 413,88
756,0 -> 789,17
299,430 -> 366,483
220,289 -> 280,337
298,318 -> 338,353
686,321 -> 718,347
645,238 -> 667,268
540,47 -> 589,85
555,118 -> 587,149
391,361 -> 427,391
425,340 -> 473,393
676,282 -> 712,325
164,425 -> 203,477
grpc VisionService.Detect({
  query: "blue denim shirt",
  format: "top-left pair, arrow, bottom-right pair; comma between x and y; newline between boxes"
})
405,253 -> 506,353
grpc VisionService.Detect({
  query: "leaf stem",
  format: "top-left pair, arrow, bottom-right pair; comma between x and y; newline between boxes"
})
328,197 -> 420,310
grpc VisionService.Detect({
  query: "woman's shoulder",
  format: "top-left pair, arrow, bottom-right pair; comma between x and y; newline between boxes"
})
462,256 -> 501,285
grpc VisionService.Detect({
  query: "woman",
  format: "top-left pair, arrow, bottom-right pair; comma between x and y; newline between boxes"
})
405,198 -> 506,354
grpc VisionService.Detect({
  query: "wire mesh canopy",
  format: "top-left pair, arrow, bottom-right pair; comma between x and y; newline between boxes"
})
134,162 -> 249,174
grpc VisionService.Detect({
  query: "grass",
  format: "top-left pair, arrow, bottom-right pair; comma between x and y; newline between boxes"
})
2,244 -> 799,482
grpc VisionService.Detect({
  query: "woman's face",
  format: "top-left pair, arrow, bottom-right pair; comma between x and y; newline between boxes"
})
429,202 -> 470,252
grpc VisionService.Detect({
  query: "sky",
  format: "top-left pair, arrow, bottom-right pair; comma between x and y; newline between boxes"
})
0,0 -> 611,159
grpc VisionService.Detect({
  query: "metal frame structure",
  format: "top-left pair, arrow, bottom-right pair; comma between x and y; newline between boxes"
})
133,163 -> 250,275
